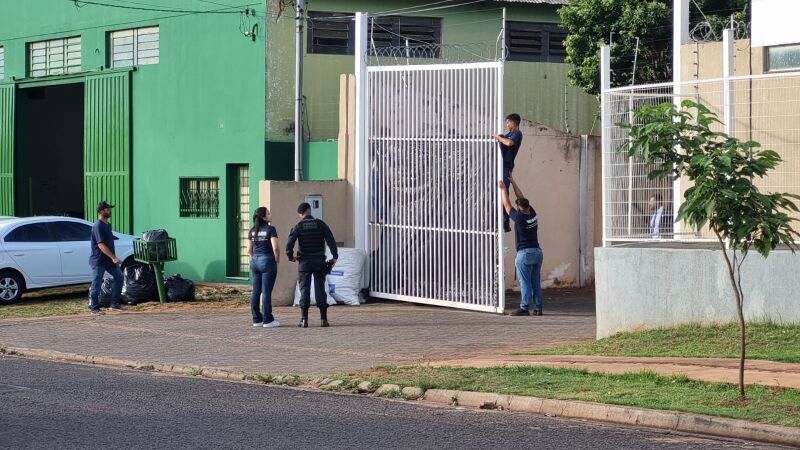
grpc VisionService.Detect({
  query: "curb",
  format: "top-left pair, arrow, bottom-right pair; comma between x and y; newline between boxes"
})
4,346 -> 799,447
423,389 -> 800,447
1,347 -> 250,382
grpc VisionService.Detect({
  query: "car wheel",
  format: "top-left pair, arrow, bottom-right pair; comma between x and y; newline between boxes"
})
0,271 -> 24,305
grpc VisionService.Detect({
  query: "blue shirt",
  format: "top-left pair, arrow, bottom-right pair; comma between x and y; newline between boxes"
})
510,207 -> 539,251
500,129 -> 523,169
249,225 -> 278,258
90,220 -> 116,268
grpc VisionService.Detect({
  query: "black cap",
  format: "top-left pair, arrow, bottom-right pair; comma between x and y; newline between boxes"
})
97,201 -> 115,212
297,202 -> 311,214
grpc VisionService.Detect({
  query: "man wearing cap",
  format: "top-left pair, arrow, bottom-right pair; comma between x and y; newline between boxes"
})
286,202 -> 338,328
88,201 -> 124,316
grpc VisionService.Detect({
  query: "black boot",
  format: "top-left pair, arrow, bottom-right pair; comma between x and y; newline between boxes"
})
299,307 -> 309,328
320,308 -> 329,327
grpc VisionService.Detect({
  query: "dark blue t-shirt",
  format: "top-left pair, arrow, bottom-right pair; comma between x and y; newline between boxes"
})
510,207 -> 539,251
501,129 -> 523,169
249,225 -> 278,258
90,220 -> 116,268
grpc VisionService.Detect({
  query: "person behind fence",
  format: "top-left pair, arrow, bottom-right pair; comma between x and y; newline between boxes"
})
88,201 -> 124,316
286,202 -> 339,328
648,193 -> 671,239
492,113 -> 524,233
248,206 -> 281,328
498,177 -> 544,316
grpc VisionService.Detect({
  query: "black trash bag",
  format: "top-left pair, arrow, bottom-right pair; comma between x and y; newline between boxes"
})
97,278 -> 115,307
141,229 -> 170,261
122,264 -> 158,305
165,274 -> 195,302
141,229 -> 169,241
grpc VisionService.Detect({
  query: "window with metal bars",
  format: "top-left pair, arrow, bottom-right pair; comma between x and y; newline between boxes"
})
28,37 -> 82,77
0,47 -> 5,80
179,178 -> 220,218
369,16 -> 442,57
110,26 -> 160,68
505,21 -> 567,63
307,12 -> 354,55
307,12 -> 442,57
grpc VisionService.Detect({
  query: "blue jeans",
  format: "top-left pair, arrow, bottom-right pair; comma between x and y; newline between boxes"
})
250,255 -> 277,324
88,264 -> 123,311
515,247 -> 543,312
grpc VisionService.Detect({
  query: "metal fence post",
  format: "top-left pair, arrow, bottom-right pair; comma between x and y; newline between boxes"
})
723,28 -> 735,136
600,45 -> 611,247
354,12 -> 368,253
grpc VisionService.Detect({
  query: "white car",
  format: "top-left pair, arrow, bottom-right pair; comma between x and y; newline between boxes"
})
0,216 -> 136,304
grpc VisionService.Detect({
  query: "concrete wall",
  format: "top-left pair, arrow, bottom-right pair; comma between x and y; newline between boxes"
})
595,247 -> 800,338
752,0 -> 800,47
259,180 -> 350,306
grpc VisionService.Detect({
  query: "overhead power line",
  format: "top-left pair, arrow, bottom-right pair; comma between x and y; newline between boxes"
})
67,0 -> 247,14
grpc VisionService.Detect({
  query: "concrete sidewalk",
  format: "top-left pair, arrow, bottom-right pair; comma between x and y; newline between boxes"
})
0,289 -> 595,374
430,354 -> 800,389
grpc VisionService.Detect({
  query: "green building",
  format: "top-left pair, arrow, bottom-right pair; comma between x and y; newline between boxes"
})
0,0 -> 596,283
0,1 -> 267,281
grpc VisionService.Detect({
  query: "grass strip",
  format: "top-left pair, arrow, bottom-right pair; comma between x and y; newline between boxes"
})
354,365 -> 800,427
516,322 -> 800,363
0,286 -> 248,319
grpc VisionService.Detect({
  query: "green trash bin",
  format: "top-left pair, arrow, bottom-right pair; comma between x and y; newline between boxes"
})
133,235 -> 178,303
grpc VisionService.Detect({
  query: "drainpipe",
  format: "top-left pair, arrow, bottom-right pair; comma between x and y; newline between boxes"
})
294,0 -> 305,181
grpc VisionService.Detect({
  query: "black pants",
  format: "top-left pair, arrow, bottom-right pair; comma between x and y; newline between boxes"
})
297,258 -> 328,313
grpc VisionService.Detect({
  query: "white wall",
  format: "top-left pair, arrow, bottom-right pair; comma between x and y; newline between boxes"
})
752,0 -> 800,47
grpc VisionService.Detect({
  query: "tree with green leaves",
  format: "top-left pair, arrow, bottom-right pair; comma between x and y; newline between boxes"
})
622,100 -> 800,401
559,0 -> 749,95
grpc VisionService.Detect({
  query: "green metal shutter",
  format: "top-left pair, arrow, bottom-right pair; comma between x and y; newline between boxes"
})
84,72 -> 131,233
0,85 -> 14,215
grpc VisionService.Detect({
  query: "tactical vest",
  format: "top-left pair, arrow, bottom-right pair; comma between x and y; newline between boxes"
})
297,219 -> 326,257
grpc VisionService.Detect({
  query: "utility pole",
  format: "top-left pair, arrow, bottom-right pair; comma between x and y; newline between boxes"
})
294,0 -> 305,181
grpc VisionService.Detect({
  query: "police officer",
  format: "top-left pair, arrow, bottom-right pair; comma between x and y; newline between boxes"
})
286,202 -> 339,327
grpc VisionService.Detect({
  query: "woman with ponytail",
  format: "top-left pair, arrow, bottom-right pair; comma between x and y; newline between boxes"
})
247,206 -> 281,327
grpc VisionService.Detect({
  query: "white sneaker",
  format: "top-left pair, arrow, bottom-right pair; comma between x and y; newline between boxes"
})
252,322 -> 263,327
263,320 -> 281,328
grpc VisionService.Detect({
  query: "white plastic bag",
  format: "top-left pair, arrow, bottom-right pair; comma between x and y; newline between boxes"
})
328,248 -> 367,306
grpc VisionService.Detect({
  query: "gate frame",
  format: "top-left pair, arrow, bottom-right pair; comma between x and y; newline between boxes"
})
353,12 -> 506,313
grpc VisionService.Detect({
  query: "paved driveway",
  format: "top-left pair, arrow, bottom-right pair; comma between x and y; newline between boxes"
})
0,289 -> 595,374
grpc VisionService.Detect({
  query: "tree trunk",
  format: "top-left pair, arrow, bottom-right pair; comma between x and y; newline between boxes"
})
714,230 -> 746,400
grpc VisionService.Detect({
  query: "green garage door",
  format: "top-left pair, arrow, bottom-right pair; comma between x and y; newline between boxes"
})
84,72 -> 131,233
0,85 -> 14,216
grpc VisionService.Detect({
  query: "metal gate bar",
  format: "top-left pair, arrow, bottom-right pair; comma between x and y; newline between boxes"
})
365,61 -> 504,313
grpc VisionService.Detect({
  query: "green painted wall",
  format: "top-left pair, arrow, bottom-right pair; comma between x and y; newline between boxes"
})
0,1 -> 267,281
266,0 -> 599,146
303,141 -> 338,180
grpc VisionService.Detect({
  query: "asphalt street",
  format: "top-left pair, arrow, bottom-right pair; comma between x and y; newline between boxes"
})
0,356 -> 784,450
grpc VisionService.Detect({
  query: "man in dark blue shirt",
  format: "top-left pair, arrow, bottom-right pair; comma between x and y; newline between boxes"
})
493,113 -> 523,232
88,201 -> 124,316
286,202 -> 339,328
499,176 -> 544,316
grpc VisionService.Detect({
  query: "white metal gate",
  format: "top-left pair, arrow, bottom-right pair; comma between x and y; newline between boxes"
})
360,60 -> 505,313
